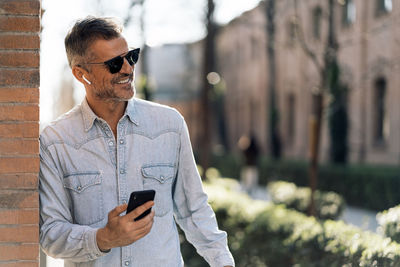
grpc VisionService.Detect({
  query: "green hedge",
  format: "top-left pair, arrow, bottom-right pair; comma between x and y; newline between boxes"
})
181,178 -> 400,267
268,180 -> 345,220
258,158 -> 400,211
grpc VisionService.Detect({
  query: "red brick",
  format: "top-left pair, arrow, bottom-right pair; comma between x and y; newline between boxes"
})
0,262 -> 38,267
0,1 -> 41,16
0,209 -> 38,225
0,139 -> 38,156
0,190 -> 38,209
0,123 -> 39,138
0,87 -> 39,103
0,244 -> 39,261
0,157 -> 39,174
0,34 -> 39,49
0,174 -> 38,189
0,105 -> 39,121
0,51 -> 39,68
0,69 -> 39,87
0,16 -> 40,32
0,225 -> 38,243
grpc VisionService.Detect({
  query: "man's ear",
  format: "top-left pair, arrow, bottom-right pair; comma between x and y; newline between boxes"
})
72,65 -> 91,85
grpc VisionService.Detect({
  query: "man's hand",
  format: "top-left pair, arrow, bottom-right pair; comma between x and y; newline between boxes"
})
96,201 -> 155,251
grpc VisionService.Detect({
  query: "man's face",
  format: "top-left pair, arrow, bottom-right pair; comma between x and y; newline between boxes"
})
85,37 -> 135,102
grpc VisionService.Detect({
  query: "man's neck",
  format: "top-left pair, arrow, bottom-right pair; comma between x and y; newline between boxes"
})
86,98 -> 127,138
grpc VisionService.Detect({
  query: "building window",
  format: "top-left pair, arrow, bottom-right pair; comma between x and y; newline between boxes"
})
251,36 -> 257,60
312,7 -> 322,39
374,78 -> 389,144
287,18 -> 297,46
376,0 -> 392,15
286,94 -> 296,144
342,0 -> 356,26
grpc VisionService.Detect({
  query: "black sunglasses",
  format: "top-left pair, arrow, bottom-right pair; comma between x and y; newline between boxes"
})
84,48 -> 140,74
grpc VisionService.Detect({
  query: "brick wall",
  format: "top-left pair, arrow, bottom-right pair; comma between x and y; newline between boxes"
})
0,1 -> 41,266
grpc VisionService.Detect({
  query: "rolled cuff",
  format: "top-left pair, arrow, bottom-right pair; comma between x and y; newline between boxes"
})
85,228 -> 110,261
211,253 -> 235,267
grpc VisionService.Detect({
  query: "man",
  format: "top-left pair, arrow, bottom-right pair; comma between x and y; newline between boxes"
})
39,16 -> 234,267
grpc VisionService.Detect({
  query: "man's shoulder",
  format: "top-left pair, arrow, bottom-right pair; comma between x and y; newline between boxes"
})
40,104 -> 84,147
132,98 -> 185,132
134,98 -> 183,121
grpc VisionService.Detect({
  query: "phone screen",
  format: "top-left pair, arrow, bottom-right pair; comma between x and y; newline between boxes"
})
127,190 -> 156,221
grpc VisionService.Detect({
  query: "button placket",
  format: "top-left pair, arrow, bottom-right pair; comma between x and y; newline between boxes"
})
117,120 -> 131,266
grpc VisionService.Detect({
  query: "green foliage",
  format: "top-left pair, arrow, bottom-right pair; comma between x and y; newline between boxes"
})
181,178 -> 400,266
377,205 -> 400,244
210,152 -> 243,180
259,158 -> 400,211
268,180 -> 345,220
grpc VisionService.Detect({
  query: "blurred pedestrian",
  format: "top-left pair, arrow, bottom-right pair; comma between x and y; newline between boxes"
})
238,134 -> 260,193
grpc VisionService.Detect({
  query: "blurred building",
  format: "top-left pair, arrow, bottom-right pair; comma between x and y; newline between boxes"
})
220,0 -> 400,165
147,0 -> 400,165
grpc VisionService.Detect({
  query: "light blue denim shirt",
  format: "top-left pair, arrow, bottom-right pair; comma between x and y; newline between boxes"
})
39,98 -> 234,267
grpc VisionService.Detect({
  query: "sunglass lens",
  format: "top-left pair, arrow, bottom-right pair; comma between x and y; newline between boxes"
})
126,49 -> 140,66
106,56 -> 124,74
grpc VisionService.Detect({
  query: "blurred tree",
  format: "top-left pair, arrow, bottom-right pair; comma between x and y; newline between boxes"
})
294,0 -> 348,216
328,63 -> 348,164
265,0 -> 282,159
124,0 -> 152,100
200,0 -> 217,179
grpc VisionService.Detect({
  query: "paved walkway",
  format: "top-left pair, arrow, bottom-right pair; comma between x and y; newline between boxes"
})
247,185 -> 379,233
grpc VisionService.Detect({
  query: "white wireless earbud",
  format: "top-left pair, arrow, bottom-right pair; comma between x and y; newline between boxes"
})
82,75 -> 91,85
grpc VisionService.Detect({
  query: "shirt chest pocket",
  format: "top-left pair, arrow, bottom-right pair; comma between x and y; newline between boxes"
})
141,164 -> 176,217
63,172 -> 104,225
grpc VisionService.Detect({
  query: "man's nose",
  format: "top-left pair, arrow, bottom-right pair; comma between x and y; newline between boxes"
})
120,57 -> 134,74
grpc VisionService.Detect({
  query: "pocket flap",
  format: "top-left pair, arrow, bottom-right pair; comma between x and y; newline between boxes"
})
141,164 -> 176,184
63,172 -> 101,193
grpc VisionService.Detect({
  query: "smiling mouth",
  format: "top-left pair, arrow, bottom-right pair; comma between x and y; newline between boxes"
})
117,78 -> 131,84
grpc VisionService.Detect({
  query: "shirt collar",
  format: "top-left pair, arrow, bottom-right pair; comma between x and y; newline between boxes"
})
81,98 -> 98,132
81,98 -> 139,132
125,99 -> 139,126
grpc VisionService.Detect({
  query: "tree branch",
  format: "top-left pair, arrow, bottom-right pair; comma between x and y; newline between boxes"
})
293,0 -> 323,76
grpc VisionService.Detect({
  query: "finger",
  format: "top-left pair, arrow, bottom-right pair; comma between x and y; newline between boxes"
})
125,201 -> 154,221
108,204 -> 128,220
133,210 -> 155,227
130,216 -> 154,240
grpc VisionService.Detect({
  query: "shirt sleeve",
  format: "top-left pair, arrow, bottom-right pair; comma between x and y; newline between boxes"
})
39,138 -> 108,262
172,117 -> 235,267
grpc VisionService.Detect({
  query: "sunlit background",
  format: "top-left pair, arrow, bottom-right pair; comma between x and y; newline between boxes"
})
40,0 -> 260,125
39,0 -> 400,266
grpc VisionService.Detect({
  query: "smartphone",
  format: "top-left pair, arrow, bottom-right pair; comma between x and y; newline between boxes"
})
127,189 -> 156,221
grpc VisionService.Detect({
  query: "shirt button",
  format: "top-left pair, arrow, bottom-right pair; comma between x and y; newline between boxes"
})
77,186 -> 82,191
124,261 -> 130,266
120,170 -> 125,174
120,139 -> 124,144
122,199 -> 127,204
160,176 -> 165,183
108,141 -> 114,146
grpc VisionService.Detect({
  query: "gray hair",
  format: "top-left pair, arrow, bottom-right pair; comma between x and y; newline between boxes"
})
64,16 -> 123,68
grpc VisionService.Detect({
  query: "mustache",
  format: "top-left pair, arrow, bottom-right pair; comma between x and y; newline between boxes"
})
112,73 -> 134,83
